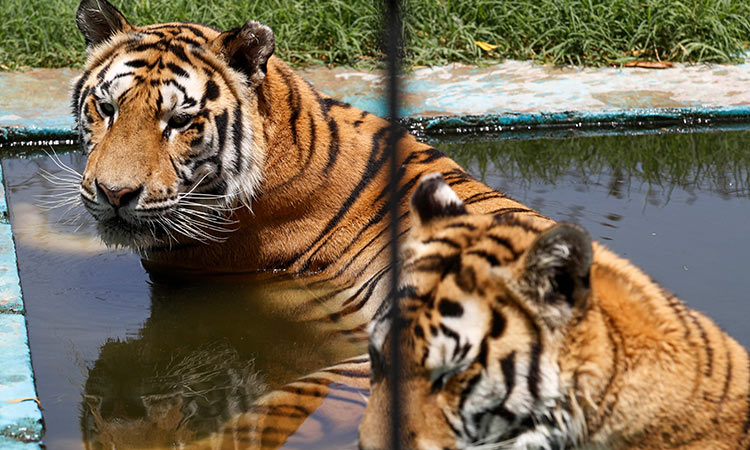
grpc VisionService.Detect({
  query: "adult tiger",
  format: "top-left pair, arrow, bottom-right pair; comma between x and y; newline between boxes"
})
71,0 -> 546,330
359,173 -> 750,449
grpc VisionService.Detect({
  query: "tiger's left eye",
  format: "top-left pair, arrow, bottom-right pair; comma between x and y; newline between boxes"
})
168,114 -> 192,129
99,102 -> 115,117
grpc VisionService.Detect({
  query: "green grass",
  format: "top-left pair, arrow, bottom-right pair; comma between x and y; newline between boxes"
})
2,0 -> 750,70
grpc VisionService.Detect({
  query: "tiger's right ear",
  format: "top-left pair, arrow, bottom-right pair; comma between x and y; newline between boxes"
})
76,0 -> 133,50
211,21 -> 275,87
410,172 -> 467,226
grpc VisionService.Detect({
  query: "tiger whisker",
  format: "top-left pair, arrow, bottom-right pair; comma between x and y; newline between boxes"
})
177,208 -> 239,226
178,199 -> 242,213
41,148 -> 84,180
172,211 -> 235,237
162,214 -> 226,244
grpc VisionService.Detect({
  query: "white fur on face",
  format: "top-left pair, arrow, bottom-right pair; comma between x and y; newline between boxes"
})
425,297 -> 488,373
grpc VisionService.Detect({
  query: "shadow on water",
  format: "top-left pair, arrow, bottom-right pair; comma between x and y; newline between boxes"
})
2,127 -> 750,449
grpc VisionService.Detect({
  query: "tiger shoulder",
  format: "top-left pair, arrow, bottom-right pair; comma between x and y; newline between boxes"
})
360,172 -> 750,450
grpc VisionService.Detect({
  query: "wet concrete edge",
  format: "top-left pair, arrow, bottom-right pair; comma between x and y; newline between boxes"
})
0,161 -> 44,448
3,62 -> 750,144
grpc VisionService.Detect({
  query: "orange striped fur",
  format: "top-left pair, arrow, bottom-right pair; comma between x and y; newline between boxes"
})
360,174 -> 750,450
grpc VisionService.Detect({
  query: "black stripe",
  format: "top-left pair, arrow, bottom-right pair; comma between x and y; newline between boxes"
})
96,59 -> 114,80
336,268 -> 391,317
441,410 -> 463,437
146,23 -> 209,39
493,213 -> 543,232
490,207 -> 536,217
463,190 -> 509,205
466,249 -> 500,266
280,69 -> 301,145
110,71 -> 135,81
163,79 -> 198,107
71,71 -> 90,116
125,59 -> 150,68
322,118 -> 340,175
439,323 -> 460,342
423,237 -> 461,248
459,373 -> 483,428
444,222 -> 477,231
419,147 -> 447,163
212,110 -> 229,177
167,43 -> 191,64
321,97 -> 352,109
500,351 -> 516,400
231,105 -> 244,172
718,333 -> 732,418
687,311 -> 714,377
166,62 -> 188,77
438,298 -> 464,317
527,342 -> 542,400
490,309 -> 506,338
155,91 -> 163,119
340,266 -> 390,307
485,234 -> 519,259
204,79 -> 220,102
661,287 -> 693,339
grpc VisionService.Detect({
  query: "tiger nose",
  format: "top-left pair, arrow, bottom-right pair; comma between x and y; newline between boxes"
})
95,181 -> 143,207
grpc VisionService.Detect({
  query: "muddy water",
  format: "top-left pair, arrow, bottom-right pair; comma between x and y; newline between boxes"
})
3,128 -> 750,449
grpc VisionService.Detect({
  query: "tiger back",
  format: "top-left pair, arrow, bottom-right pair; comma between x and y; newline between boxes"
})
359,173 -> 750,450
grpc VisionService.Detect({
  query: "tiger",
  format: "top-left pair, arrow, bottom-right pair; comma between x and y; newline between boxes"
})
71,0 -> 546,332
359,172 -> 750,450
70,0 -> 548,447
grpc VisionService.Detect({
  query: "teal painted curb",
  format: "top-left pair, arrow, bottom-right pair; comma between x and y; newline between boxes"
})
0,162 -> 44,448
3,62 -> 750,144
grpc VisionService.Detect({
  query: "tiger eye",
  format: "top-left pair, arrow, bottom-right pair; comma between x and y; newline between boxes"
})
168,114 -> 192,129
99,102 -> 115,117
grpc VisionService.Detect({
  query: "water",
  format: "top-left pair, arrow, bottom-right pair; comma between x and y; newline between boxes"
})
3,128 -> 750,449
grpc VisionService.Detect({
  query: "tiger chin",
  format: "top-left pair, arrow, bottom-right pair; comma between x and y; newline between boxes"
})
359,173 -> 750,450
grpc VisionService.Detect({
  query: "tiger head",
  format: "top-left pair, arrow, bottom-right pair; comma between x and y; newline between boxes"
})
359,173 -> 593,449
71,0 -> 273,249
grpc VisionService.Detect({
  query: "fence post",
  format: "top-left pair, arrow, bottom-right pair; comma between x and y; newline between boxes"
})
384,0 -> 403,448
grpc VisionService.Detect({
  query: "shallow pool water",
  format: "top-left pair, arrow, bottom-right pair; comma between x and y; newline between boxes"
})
3,128 -> 750,449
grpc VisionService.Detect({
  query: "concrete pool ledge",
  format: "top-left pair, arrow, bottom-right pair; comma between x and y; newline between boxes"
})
2,60 -> 750,144
0,163 -> 43,449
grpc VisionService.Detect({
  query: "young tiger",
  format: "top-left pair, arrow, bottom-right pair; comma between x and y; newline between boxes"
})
359,173 -> 750,450
71,0 -> 546,330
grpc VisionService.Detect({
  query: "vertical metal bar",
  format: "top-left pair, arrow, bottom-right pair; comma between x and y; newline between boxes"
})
384,0 -> 403,448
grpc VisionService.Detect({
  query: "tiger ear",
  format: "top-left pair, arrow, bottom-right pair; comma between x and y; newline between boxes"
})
410,172 -> 467,226
76,0 -> 133,50
211,21 -> 275,87
519,223 -> 592,315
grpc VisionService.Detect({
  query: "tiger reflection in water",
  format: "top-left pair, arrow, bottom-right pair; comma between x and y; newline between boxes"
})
81,342 -> 369,449
79,277 -> 371,450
